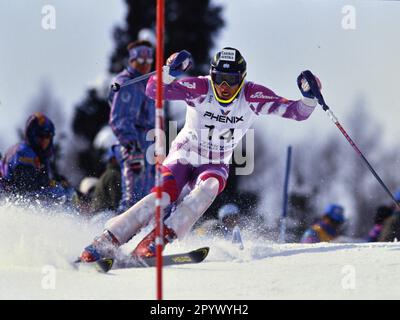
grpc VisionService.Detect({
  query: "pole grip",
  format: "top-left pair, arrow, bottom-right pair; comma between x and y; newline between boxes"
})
301,70 -> 329,110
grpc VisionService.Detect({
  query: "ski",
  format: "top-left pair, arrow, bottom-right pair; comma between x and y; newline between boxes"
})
114,247 -> 210,270
74,247 -> 209,273
73,257 -> 114,273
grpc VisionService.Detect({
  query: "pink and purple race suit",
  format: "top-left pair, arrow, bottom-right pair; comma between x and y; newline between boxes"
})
146,75 -> 316,200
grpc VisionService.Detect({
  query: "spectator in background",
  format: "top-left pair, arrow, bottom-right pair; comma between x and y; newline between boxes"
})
378,190 -> 400,242
108,40 -> 155,213
216,203 -> 242,240
301,204 -> 345,243
366,205 -> 393,242
194,203 -> 244,249
91,147 -> 121,213
0,112 -> 73,204
76,176 -> 99,214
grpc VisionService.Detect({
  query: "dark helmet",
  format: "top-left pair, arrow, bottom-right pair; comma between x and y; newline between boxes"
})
211,47 -> 246,74
210,47 -> 247,85
24,112 -> 55,157
323,204 -> 345,224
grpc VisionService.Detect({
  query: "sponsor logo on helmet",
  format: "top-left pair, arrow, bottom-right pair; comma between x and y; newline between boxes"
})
220,49 -> 236,61
203,111 -> 243,123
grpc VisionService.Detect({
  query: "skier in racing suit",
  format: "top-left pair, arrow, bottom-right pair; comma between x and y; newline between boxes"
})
79,47 -> 321,262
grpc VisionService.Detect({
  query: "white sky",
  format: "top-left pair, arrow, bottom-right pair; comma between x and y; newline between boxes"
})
0,0 -> 126,148
0,0 -> 399,151
213,0 -> 400,149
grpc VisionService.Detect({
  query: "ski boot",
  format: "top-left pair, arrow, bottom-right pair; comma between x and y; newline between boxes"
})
78,230 -> 120,263
132,225 -> 177,258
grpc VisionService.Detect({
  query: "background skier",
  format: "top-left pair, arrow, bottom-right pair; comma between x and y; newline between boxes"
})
301,204 -> 346,243
0,112 -> 72,203
108,40 -> 156,213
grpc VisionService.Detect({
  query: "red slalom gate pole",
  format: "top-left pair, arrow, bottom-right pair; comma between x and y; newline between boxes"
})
155,0 -> 165,300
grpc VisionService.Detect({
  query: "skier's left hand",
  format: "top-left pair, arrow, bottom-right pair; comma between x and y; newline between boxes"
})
297,71 -> 322,99
163,50 -> 193,84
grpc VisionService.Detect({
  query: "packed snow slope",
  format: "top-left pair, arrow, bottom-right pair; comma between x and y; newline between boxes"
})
1,202 -> 400,300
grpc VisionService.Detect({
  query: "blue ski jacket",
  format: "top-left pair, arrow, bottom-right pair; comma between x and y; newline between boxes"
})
0,142 -> 67,200
108,66 -> 155,149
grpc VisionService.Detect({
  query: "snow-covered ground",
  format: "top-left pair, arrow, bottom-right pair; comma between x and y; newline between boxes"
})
1,202 -> 400,300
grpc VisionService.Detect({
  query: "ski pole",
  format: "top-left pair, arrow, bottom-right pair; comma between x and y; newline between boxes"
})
279,145 -> 292,243
110,71 -> 156,92
302,70 -> 400,210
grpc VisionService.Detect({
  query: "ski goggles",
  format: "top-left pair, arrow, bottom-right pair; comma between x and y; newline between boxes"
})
37,130 -> 54,139
136,57 -> 154,65
211,71 -> 242,86
129,45 -> 153,62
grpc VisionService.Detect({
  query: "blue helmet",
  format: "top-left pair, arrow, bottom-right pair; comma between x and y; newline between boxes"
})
218,203 -> 240,221
323,204 -> 345,224
24,112 -> 55,157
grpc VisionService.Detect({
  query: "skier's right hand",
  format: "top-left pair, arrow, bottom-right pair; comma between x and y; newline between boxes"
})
163,50 -> 193,84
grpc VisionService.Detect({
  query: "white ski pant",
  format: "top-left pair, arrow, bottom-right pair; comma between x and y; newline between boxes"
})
104,177 -> 220,244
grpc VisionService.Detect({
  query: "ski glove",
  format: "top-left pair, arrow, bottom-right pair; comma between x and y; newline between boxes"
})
123,141 -> 144,174
297,71 -> 321,99
162,50 -> 193,84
